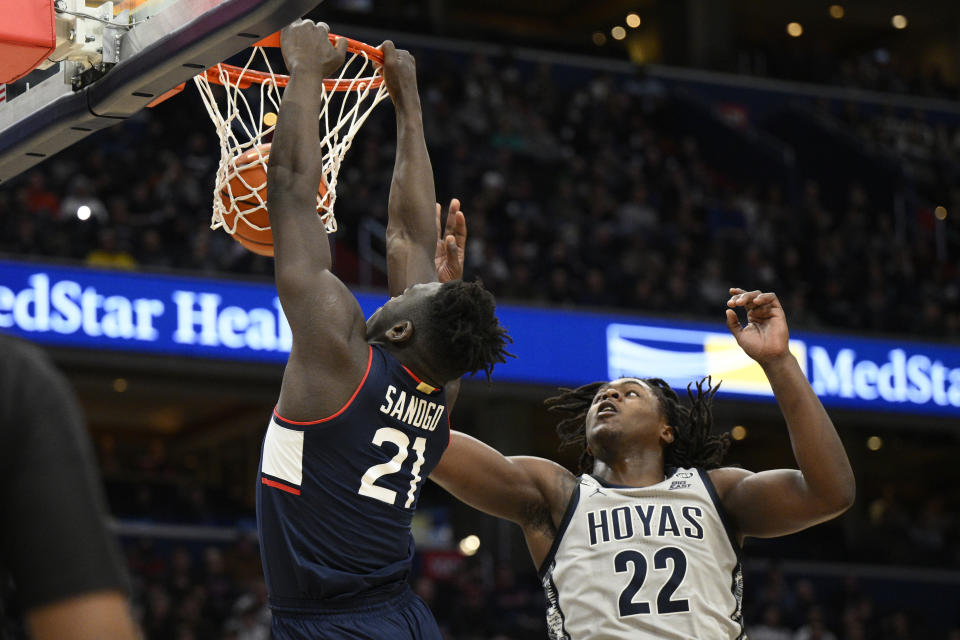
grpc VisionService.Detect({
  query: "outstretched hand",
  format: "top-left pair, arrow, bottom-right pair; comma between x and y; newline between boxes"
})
725,288 -> 791,365
281,20 -> 347,78
435,199 -> 466,283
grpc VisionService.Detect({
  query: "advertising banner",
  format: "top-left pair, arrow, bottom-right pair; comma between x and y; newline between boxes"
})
2,260 -> 958,417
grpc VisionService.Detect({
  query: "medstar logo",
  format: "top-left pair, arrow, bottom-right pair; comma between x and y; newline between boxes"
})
810,347 -> 960,408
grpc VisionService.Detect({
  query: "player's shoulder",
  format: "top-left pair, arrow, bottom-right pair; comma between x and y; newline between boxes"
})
509,457 -> 578,539
705,466 -> 753,499
369,341 -> 398,369
0,335 -> 55,383
509,456 -> 578,513
513,456 -> 577,490
0,333 -> 46,361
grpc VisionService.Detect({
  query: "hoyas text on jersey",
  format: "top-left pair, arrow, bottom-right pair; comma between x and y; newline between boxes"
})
587,504 -> 705,546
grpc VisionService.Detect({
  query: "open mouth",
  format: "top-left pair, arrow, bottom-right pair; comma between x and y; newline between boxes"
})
597,400 -> 618,417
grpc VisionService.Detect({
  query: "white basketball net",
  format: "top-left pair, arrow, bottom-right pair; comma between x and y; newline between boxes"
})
193,44 -> 389,237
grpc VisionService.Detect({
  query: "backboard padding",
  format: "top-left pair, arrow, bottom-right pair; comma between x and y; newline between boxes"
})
0,0 -> 323,184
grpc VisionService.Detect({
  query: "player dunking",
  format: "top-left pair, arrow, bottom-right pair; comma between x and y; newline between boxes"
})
258,21 -> 510,639
431,287 -> 855,639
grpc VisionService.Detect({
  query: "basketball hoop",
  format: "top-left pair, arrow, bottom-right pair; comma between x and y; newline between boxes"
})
193,32 -> 388,252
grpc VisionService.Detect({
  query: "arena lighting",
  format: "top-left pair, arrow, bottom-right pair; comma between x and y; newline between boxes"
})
866,436 -> 883,451
626,12 -> 641,28
786,22 -> 803,37
592,31 -> 607,46
76,205 -> 92,221
829,5 -> 844,19
935,206 -> 947,220
891,14 -> 907,29
731,425 -> 747,441
459,535 -> 481,556
611,26 -> 627,41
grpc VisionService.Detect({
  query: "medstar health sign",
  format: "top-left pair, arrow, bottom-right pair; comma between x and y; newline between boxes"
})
606,324 -> 960,417
1,260 -> 958,417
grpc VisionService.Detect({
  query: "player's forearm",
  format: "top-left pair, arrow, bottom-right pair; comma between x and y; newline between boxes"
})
268,73 -> 332,272
431,433 -> 545,525
386,94 -> 437,295
269,74 -> 326,203
763,354 -> 855,512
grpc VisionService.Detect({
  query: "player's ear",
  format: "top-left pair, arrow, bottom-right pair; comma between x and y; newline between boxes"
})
386,320 -> 413,344
660,424 -> 675,446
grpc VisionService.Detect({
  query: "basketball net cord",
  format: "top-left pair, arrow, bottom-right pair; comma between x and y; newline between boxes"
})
193,46 -> 389,237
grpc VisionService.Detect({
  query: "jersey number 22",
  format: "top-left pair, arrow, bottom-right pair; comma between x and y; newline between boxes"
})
615,547 -> 690,616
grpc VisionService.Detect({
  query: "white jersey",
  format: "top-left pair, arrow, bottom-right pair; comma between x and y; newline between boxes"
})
539,469 -> 745,640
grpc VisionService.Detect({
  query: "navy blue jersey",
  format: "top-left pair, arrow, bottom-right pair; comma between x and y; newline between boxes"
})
257,344 -> 449,611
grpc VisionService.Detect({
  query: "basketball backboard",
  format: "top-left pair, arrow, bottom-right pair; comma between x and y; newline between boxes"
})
0,0 -> 324,185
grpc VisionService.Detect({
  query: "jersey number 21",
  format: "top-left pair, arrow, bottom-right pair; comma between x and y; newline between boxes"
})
358,427 -> 426,509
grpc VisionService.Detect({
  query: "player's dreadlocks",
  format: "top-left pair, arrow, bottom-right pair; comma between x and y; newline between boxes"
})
546,376 -> 731,473
424,280 -> 513,379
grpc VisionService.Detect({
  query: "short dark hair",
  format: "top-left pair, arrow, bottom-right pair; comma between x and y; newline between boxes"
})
422,280 -> 513,379
546,376 -> 731,473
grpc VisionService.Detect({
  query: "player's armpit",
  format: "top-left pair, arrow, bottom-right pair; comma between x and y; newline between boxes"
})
276,270 -> 367,359
710,466 -> 853,540
274,270 -> 370,420
430,431 -> 574,529
521,465 -> 579,568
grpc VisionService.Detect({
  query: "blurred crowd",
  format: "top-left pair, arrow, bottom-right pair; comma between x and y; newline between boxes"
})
96,426 -> 960,573
99,436 -> 251,526
3,35 -> 959,640
745,564 -> 960,640
124,537 -> 268,640
737,46 -> 959,100
97,434 -> 960,638
834,101 -> 960,203
123,535 -> 548,640
119,536 -> 960,640
862,483 -> 958,569
2,46 -> 958,338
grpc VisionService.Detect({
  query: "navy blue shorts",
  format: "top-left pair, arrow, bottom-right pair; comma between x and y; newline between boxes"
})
270,589 -> 442,640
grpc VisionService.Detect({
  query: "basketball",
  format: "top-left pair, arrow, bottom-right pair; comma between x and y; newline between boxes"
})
218,143 -> 328,257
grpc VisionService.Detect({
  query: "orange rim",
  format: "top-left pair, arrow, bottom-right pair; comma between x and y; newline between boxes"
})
203,32 -> 384,92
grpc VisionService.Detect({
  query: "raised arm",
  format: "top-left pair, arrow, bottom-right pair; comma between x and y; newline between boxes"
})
712,288 -> 856,539
431,431 -> 577,565
381,41 -> 441,295
269,21 -> 369,419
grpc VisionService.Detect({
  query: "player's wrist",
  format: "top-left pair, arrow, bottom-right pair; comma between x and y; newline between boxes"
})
285,71 -> 327,102
287,64 -> 327,85
392,90 -> 422,114
758,351 -> 796,372
287,55 -> 340,79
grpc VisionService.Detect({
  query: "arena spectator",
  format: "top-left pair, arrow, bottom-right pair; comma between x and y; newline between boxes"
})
3,46 -> 958,340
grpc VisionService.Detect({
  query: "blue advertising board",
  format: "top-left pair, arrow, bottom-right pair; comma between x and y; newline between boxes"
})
1,259 -> 959,417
